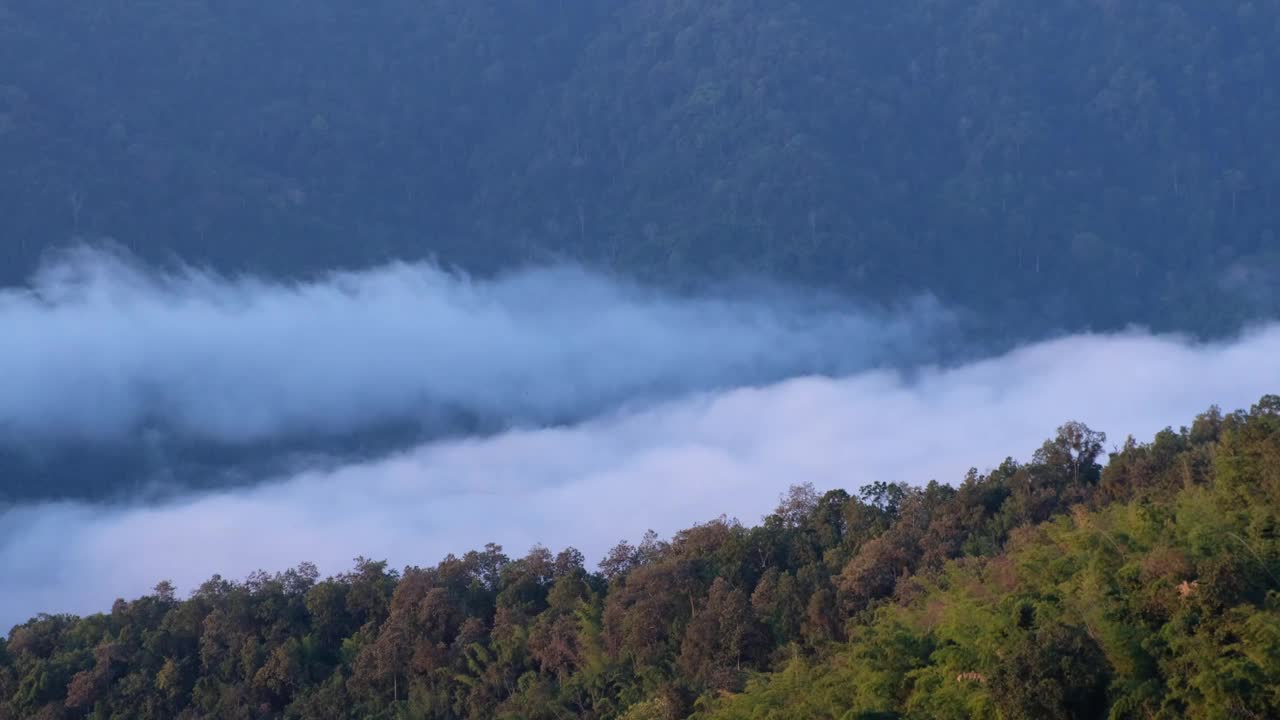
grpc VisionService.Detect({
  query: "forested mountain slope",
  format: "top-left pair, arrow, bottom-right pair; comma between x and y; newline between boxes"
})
3,397 -> 1279,719
3,0 -> 1279,336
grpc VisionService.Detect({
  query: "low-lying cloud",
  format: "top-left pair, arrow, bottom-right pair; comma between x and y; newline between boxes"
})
3,325 -> 1277,628
0,246 -> 945,448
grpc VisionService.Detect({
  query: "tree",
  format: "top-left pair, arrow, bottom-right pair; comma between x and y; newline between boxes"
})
989,624 -> 1111,720
678,578 -> 753,691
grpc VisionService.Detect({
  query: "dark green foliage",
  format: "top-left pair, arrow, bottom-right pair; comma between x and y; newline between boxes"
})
988,623 -> 1110,720
5,399 -> 1280,718
2,1 -> 1279,337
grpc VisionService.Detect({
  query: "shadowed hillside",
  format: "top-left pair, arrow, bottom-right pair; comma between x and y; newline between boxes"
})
3,0 -> 1279,337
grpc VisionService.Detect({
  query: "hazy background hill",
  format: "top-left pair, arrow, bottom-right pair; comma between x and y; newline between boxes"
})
2,0 -> 1278,337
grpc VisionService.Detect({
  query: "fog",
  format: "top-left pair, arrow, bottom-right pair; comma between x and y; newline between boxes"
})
0,247 -> 947,447
4,324 -> 1277,628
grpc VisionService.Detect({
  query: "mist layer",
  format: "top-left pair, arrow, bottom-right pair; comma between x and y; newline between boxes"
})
3,324 -> 1277,628
1,247 -> 943,448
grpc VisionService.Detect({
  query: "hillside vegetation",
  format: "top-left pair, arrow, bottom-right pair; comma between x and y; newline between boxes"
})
3,397 -> 1279,719
2,1 -> 1279,335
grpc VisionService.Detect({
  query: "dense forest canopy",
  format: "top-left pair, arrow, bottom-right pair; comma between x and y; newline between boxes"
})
4,2 -> 1280,717
2,0 -> 1279,336
3,397 -> 1279,719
